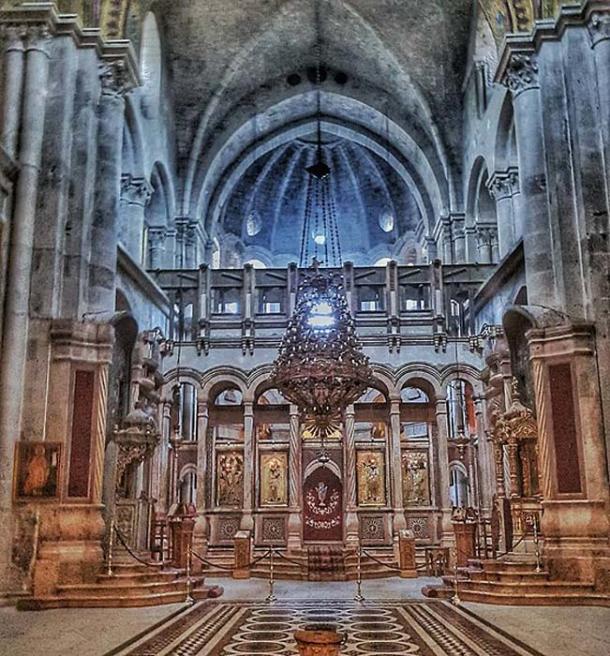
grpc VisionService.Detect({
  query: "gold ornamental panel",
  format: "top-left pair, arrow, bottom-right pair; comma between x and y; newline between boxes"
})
260,451 -> 288,507
402,450 -> 430,506
356,450 -> 386,507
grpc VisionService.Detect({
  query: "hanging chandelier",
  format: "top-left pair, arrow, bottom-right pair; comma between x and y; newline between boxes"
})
271,266 -> 373,438
270,0 -> 373,439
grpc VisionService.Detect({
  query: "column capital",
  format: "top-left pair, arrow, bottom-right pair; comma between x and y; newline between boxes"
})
487,168 -> 520,201
503,53 -> 539,97
99,60 -> 131,98
588,11 -> 610,47
120,174 -> 153,206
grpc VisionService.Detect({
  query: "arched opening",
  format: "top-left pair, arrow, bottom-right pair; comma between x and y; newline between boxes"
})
139,12 -> 162,119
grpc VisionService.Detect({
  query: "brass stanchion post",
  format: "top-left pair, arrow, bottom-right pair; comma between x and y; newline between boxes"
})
451,546 -> 461,606
185,544 -> 195,605
106,519 -> 115,577
266,548 -> 276,603
533,517 -> 542,573
354,545 -> 364,602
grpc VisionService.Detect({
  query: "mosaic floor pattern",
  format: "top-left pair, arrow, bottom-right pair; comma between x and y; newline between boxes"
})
110,600 -> 545,656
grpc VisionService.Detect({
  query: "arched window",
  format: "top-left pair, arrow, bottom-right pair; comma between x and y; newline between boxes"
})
400,385 -> 430,439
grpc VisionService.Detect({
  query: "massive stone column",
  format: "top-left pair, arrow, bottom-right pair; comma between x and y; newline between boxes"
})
503,53 -> 557,307
528,323 -> 610,589
287,405 -> 302,552
389,399 -> 407,535
88,61 -> 129,313
119,175 -> 152,264
0,24 -> 50,593
0,26 -> 25,159
240,401 -> 255,532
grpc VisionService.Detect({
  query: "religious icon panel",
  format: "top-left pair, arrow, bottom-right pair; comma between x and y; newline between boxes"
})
14,442 -> 61,500
402,450 -> 430,506
356,450 -> 386,507
260,451 -> 288,507
216,451 -> 244,507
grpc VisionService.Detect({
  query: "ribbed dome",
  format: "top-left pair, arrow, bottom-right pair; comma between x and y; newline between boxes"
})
220,135 -> 422,266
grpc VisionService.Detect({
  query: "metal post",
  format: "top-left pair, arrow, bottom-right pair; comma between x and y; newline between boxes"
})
451,547 -> 461,605
106,520 -> 115,577
533,517 -> 541,573
266,548 -> 276,603
354,546 -> 364,602
185,544 -> 195,605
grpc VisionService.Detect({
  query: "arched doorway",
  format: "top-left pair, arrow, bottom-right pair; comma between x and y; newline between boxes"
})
303,465 -> 343,543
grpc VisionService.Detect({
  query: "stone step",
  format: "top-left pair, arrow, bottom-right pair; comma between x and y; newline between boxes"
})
467,569 -> 549,583
97,570 -> 181,584
448,588 -> 610,607
17,585 -> 223,610
56,576 -> 205,598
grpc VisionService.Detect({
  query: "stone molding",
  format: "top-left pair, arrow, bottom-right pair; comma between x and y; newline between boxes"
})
494,1 -> 610,84
487,168 -> 520,201
0,2 -> 139,88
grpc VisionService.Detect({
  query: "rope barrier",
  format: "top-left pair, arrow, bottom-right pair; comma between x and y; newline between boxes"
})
272,548 -> 308,569
190,547 -> 273,571
361,548 -> 402,573
113,526 -> 164,569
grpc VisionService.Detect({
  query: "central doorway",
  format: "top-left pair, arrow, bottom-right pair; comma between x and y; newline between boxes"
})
303,465 -> 343,542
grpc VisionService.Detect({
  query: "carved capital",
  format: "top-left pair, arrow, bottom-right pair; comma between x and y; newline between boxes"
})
0,22 -> 49,52
487,169 -> 520,201
504,53 -> 539,96
147,226 -> 166,246
120,175 -> 153,206
588,11 -> 610,48
99,60 -> 130,98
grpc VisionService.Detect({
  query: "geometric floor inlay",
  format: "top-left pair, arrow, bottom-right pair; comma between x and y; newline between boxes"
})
109,600 -> 545,656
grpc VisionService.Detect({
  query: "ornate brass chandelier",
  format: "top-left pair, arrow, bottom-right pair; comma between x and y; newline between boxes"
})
270,0 -> 373,439
271,266 -> 373,438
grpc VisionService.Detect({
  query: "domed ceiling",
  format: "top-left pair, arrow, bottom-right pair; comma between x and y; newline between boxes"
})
219,134 -> 422,266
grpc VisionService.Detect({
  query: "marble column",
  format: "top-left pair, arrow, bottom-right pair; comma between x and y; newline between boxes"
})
193,399 -> 209,560
240,401 -> 255,532
88,61 -> 128,313
389,400 -> 406,534
434,398 -> 453,546
504,53 -> 557,307
0,25 -> 50,593
119,175 -> 152,264
287,405 -> 302,552
343,405 -> 359,546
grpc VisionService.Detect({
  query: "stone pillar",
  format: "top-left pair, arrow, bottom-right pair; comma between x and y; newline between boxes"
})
504,53 -> 557,307
88,61 -> 129,313
233,530 -> 251,579
147,227 -> 165,269
343,405 -> 359,546
451,214 -> 466,262
240,401 -> 254,532
0,26 -> 25,159
287,405 -> 302,552
389,400 -> 406,535
434,398 -> 453,546
528,323 -> 610,588
398,530 -> 417,578
119,175 -> 152,264
193,399 -> 209,561
32,321 -> 114,598
487,170 -> 518,258
0,25 -> 50,592
473,397 -> 493,513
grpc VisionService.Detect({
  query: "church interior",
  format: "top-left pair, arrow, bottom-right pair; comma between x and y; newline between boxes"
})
0,1 -> 609,654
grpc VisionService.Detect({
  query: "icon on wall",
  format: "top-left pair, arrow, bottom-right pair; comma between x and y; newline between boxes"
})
260,451 -> 288,507
356,450 -> 386,507
14,442 -> 61,500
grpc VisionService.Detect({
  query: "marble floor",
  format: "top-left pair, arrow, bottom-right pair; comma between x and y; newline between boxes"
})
0,578 -> 607,656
